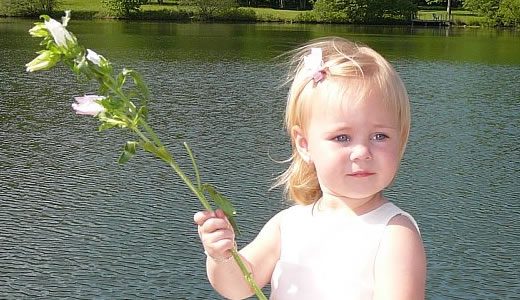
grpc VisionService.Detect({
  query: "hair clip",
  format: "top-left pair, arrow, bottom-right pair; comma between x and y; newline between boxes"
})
303,48 -> 326,84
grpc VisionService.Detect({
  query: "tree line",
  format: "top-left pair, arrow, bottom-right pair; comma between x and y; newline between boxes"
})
1,0 -> 518,26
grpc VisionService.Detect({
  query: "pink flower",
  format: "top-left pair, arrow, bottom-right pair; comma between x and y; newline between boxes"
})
72,95 -> 105,116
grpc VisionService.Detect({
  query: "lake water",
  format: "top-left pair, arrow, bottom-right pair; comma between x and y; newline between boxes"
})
0,19 -> 519,299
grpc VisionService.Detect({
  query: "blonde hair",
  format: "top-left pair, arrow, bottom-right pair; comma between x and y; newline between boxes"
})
275,37 -> 411,205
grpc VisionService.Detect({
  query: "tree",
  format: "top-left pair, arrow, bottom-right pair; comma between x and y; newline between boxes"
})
464,0 -> 500,18
498,0 -> 520,25
313,0 -> 417,23
424,0 -> 461,7
464,0 -> 520,25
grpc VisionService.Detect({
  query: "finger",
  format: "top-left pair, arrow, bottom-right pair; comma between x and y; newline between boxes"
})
214,209 -> 234,230
215,209 -> 226,219
193,210 -> 216,225
202,217 -> 231,234
208,238 -> 235,253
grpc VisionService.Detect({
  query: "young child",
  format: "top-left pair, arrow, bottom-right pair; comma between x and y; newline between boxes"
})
194,37 -> 426,300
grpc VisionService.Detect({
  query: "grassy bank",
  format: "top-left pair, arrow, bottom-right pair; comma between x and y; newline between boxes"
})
5,0 -> 486,26
416,9 -> 485,26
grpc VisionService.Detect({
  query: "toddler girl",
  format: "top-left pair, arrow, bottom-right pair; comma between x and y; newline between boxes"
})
194,36 -> 426,300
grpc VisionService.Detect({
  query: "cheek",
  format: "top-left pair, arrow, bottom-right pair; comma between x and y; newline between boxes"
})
373,142 -> 400,162
313,148 -> 349,174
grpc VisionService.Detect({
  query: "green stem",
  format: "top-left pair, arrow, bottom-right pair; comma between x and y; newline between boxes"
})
137,120 -> 266,299
134,127 -> 152,144
164,152 -> 267,298
135,123 -> 211,210
183,142 -> 202,189
140,119 -> 164,148
230,248 -> 268,300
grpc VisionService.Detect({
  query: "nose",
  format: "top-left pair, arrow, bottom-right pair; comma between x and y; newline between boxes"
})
349,143 -> 372,161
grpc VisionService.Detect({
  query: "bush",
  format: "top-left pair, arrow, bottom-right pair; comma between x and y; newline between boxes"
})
1,0 -> 60,16
313,0 -> 417,23
498,0 -> 520,26
295,10 -> 318,22
216,8 -> 256,22
179,0 -> 238,20
129,8 -> 193,20
102,0 -> 146,17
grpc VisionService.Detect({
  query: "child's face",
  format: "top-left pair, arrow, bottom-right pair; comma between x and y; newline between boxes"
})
297,85 -> 401,201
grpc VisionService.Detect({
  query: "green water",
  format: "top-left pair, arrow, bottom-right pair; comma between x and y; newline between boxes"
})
1,19 -> 519,299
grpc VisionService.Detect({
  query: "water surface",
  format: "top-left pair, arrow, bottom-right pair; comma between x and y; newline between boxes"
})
1,19 -> 519,299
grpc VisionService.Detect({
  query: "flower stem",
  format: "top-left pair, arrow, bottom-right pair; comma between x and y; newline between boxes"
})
137,120 -> 266,299
230,248 -> 268,300
140,119 -> 163,148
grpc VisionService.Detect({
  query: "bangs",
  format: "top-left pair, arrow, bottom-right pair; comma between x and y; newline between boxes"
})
299,74 -> 400,126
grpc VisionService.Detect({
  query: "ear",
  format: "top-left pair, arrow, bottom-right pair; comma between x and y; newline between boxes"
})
292,125 -> 311,163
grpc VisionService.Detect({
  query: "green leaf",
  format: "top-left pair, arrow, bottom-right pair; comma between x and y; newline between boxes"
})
155,146 -> 172,162
116,72 -> 126,89
118,141 -> 138,164
98,122 -> 116,131
140,141 -> 155,153
138,106 -> 148,120
203,184 -> 240,236
184,142 -> 201,189
123,68 -> 150,103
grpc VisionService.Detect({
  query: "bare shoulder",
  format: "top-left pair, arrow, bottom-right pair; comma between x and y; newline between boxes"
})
373,214 -> 427,300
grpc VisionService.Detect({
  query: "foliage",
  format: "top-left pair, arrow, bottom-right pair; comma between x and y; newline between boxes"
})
423,0 -> 462,7
464,0 -> 520,25
295,9 -> 319,22
102,0 -> 146,16
464,0 -> 500,19
313,0 -> 417,23
130,8 -> 193,20
498,0 -> 520,25
1,0 -> 60,16
179,0 -> 238,20
215,7 -> 256,22
237,0 -> 313,9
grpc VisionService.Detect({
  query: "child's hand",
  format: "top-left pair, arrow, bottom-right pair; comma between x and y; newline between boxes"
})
194,209 -> 236,261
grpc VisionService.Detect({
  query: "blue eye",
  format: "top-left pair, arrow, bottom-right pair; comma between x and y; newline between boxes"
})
373,133 -> 389,141
335,135 -> 351,142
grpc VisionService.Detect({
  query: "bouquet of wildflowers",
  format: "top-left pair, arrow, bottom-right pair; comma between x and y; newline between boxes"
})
26,11 -> 267,300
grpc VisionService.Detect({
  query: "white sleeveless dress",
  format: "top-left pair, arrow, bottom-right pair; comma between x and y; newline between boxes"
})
270,202 -> 419,300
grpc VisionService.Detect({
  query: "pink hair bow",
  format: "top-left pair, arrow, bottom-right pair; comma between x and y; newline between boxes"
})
303,48 -> 327,84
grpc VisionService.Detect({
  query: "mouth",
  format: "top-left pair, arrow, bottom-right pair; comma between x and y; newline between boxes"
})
348,171 -> 375,178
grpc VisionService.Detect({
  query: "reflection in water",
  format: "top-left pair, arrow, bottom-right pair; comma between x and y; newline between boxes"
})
0,19 -> 519,299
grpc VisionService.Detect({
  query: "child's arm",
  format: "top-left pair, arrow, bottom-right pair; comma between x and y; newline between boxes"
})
373,215 -> 427,300
194,209 -> 281,299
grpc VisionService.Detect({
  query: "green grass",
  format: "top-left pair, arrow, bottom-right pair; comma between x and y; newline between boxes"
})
52,1 -> 487,25
250,7 -> 300,22
60,0 -> 105,12
417,9 -> 485,25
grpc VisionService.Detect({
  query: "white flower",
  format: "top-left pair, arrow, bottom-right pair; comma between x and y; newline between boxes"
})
86,49 -> 103,66
72,95 -> 106,116
44,11 -> 75,48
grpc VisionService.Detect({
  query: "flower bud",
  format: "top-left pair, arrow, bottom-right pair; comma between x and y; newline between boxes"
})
28,23 -> 49,38
25,50 -> 59,72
